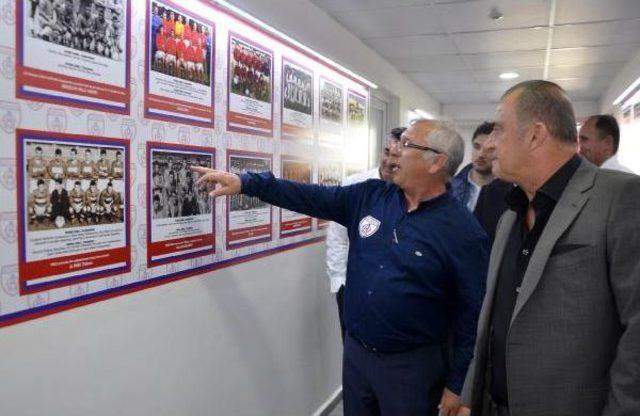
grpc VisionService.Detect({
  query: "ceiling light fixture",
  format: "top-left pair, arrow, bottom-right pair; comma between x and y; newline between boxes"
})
612,75 -> 640,106
411,108 -> 435,120
489,6 -> 504,21
499,72 -> 520,80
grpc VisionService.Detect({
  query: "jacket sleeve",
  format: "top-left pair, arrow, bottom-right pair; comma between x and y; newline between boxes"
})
240,171 -> 360,227
602,175 -> 640,416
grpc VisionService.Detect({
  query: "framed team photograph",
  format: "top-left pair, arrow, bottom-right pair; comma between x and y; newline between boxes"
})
319,77 -> 344,147
16,0 -> 131,113
144,0 -> 215,127
281,58 -> 314,142
226,150 -> 272,249
17,129 -> 130,294
279,157 -> 312,238
227,34 -> 274,137
347,90 -> 367,130
147,142 -> 215,267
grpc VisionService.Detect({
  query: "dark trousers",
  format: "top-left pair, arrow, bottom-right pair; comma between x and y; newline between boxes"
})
343,333 -> 446,416
336,285 -> 346,342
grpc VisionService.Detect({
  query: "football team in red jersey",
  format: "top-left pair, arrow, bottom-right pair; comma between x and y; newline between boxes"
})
151,4 -> 210,85
230,40 -> 272,103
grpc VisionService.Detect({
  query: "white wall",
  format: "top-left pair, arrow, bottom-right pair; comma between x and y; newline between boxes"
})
0,244 -> 342,416
225,0 -> 442,127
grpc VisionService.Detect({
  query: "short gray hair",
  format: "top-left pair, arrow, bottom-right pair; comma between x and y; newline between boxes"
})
422,121 -> 464,179
502,80 -> 577,145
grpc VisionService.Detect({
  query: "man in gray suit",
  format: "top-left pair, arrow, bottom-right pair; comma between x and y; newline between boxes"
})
459,80 -> 640,416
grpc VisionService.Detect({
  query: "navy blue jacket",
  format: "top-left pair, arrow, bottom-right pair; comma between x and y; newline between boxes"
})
241,172 -> 489,394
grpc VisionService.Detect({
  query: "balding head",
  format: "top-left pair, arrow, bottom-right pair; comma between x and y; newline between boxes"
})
502,80 -> 577,146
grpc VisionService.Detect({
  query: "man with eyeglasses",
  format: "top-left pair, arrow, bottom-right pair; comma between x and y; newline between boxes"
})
326,126 -> 405,342
192,119 -> 488,416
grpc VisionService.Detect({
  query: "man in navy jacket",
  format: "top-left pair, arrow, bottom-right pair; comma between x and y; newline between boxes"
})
193,120 -> 489,416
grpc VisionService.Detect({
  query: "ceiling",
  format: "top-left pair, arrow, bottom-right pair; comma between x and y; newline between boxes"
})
310,0 -> 640,105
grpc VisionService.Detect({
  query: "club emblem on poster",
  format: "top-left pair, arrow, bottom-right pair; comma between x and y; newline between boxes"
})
46,108 -> 67,133
0,46 -> 15,80
87,114 -> 106,137
1,265 -> 19,296
0,101 -> 21,134
0,212 -> 17,244
120,119 -> 137,141
0,158 -> 16,191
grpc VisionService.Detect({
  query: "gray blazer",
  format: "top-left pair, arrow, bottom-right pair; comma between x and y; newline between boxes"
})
461,161 -> 640,416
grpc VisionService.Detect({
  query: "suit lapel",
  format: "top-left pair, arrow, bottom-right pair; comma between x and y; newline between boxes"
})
509,162 -> 597,328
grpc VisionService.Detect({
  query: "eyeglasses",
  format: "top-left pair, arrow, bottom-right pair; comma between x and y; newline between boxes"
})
399,138 -> 445,155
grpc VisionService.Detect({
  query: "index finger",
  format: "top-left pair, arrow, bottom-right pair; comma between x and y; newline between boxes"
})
190,165 -> 212,174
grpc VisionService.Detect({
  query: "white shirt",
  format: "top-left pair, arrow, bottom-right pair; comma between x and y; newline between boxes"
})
325,168 -> 381,293
601,155 -> 634,174
466,170 -> 482,212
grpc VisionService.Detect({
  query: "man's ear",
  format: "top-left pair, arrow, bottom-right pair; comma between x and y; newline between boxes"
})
529,122 -> 549,151
428,154 -> 448,175
602,134 -> 615,154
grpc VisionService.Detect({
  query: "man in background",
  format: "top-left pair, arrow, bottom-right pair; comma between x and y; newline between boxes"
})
451,122 -> 495,212
325,126 -> 405,341
578,114 -> 633,173
451,121 -> 510,243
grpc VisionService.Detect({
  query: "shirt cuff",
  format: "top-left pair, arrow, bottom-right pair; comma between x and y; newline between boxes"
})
329,278 -> 345,293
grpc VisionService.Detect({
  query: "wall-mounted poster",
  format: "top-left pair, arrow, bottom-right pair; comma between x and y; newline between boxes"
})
16,129 -> 130,294
227,34 -> 273,137
347,90 -> 367,132
147,142 -> 215,267
281,59 -> 313,143
144,0 -> 215,127
319,77 -> 343,147
280,157 -> 312,237
16,0 -> 131,113
316,160 -> 342,229
226,150 -> 272,248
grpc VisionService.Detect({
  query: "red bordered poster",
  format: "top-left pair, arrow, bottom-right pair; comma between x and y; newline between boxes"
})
144,0 -> 215,127
281,58 -> 314,143
347,90 -> 367,132
227,33 -> 274,137
16,129 -> 131,294
16,0 -> 131,114
279,156 -> 313,237
226,150 -> 272,248
319,77 -> 344,147
316,160 -> 342,229
146,142 -> 215,267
